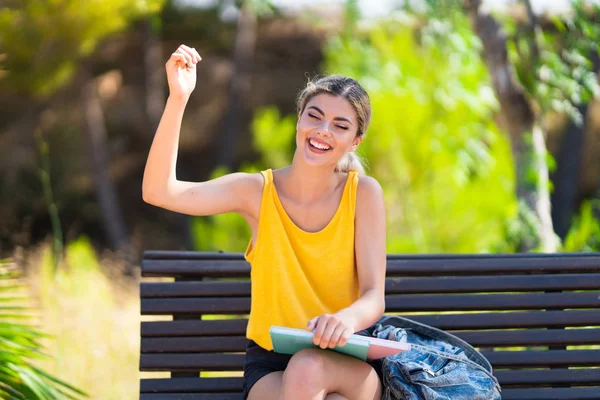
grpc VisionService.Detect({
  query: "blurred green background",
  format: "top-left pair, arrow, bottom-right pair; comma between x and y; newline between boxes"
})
1,0 -> 599,398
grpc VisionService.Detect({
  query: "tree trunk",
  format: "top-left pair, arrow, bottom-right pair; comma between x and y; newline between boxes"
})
140,15 -> 193,250
142,15 -> 165,135
550,52 -> 599,238
81,74 -> 131,262
466,0 -> 558,252
550,104 -> 588,239
216,3 -> 257,171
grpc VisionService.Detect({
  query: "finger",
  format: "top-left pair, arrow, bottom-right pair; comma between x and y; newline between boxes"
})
168,53 -> 188,69
192,47 -> 202,62
327,325 -> 348,349
174,51 -> 193,67
337,328 -> 353,347
316,316 -> 337,349
320,320 -> 338,349
179,44 -> 200,63
307,317 -> 318,332
312,316 -> 329,347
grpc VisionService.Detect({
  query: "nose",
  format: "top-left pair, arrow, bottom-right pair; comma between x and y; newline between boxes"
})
316,120 -> 332,137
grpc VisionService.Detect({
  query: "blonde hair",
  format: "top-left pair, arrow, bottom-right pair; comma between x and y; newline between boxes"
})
296,75 -> 371,175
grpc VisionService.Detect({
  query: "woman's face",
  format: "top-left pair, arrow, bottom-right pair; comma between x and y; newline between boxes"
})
295,93 -> 363,170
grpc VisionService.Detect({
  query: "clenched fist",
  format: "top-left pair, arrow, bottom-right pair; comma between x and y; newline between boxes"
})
165,44 -> 202,100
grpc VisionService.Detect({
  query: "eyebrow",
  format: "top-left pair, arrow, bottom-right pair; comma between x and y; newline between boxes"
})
307,106 -> 353,125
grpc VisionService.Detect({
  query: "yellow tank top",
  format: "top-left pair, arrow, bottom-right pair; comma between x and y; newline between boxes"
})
244,169 -> 360,350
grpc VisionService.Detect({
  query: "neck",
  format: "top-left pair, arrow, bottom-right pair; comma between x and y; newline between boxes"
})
280,158 -> 339,203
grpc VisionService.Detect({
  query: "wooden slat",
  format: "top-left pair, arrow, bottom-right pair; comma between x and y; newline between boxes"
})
385,292 -> 600,311
385,255 -> 600,276
140,372 -> 600,394
140,371 -> 600,394
501,387 -> 600,400
409,310 -> 600,330
139,388 -> 600,400
485,350 -> 600,368
141,298 -> 250,315
141,329 -> 600,353
496,369 -> 600,386
141,281 -> 251,298
142,259 -> 250,278
140,274 -> 600,298
140,377 -> 242,393
142,319 -> 247,337
141,292 -> 600,315
143,251 -> 600,264
143,251 -> 245,260
385,274 -> 600,293
142,337 -> 248,353
140,353 -> 244,371
142,252 -> 600,278
141,310 -> 600,337
140,394 -> 240,400
140,350 -> 600,371
455,329 -> 600,347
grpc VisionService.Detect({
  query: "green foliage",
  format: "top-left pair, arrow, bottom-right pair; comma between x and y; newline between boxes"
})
402,0 -> 600,252
0,0 -> 165,97
191,108 -> 296,252
416,0 -> 600,125
512,0 -> 600,124
505,0 -> 600,124
561,200 -> 600,251
246,107 -> 297,170
0,260 -> 87,400
324,15 -> 516,253
192,14 -> 517,253
190,2 -> 598,255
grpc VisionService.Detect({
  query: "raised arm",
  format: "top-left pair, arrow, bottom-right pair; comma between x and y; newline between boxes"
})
142,45 -> 261,217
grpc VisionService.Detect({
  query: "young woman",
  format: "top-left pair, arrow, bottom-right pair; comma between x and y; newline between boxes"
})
143,44 -> 387,400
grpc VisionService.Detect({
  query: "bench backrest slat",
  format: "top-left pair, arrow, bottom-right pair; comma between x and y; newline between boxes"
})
140,273 -> 600,297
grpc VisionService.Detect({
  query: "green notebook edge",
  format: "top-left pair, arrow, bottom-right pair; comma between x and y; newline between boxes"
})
269,326 -> 370,361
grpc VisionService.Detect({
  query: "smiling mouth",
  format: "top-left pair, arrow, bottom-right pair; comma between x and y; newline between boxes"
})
308,138 -> 332,151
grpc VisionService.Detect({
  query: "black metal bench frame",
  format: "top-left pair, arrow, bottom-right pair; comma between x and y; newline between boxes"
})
139,251 -> 600,400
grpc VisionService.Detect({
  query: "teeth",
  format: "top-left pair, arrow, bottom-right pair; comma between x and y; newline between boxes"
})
309,139 -> 331,150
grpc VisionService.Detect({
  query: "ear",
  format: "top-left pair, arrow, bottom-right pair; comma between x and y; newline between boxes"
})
351,135 -> 364,152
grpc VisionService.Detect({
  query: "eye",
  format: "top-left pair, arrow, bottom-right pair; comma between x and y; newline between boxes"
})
336,125 -> 349,130
308,113 -> 319,119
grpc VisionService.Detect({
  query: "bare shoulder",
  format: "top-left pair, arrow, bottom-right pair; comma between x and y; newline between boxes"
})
356,175 -> 384,202
228,171 -> 265,219
230,171 -> 264,192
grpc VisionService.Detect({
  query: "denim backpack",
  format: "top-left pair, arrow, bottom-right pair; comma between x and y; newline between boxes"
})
363,316 -> 502,400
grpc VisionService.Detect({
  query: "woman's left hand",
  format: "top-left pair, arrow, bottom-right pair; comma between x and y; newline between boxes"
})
307,313 -> 356,349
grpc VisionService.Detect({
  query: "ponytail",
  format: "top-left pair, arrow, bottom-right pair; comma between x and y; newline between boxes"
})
335,151 -> 366,175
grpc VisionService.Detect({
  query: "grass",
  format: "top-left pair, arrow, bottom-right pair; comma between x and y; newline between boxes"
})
21,238 -> 148,400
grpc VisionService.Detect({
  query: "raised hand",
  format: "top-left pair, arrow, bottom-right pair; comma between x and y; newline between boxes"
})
165,44 -> 202,100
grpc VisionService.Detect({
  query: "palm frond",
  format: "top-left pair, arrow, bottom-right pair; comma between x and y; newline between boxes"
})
0,261 -> 88,399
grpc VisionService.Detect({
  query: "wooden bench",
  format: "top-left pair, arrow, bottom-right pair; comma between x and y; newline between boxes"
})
139,251 -> 600,400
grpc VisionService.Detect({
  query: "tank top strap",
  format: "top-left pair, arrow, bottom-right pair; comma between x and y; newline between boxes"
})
346,171 -> 360,218
244,169 -> 274,263
261,168 -> 274,188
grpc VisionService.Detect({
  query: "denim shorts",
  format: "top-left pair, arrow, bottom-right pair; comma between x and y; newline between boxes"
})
242,331 -> 383,399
